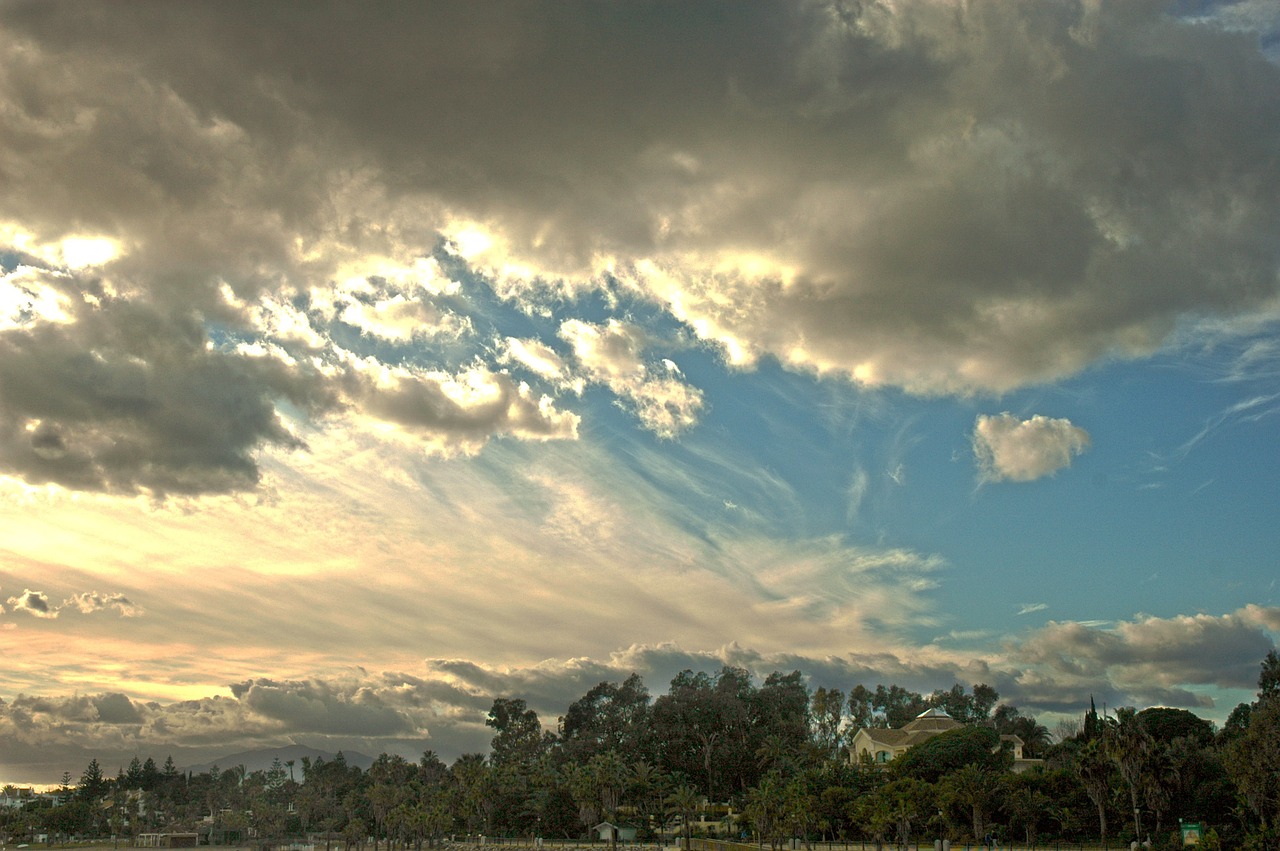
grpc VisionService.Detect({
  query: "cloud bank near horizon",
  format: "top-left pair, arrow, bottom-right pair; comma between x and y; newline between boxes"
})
2,605 -> 1275,782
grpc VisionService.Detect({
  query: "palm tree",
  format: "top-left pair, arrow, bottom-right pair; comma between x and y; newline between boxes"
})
1007,715 -> 1052,758
1105,707 -> 1153,842
940,765 -> 1003,843
744,774 -> 786,850
666,784 -> 700,850
629,760 -> 666,838
1004,781 -> 1049,847
1075,738 -> 1112,842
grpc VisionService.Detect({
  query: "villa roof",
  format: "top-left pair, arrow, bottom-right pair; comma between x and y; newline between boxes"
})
902,708 -> 963,735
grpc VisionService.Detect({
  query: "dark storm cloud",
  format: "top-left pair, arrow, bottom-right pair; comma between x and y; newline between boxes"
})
229,678 -> 419,738
2,0 -> 1277,411
0,303 -> 322,495
1009,608 -> 1280,695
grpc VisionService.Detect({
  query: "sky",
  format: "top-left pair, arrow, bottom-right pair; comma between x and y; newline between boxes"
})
1,0 -> 1279,786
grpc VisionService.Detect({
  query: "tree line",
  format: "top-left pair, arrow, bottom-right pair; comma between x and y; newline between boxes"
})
3,651 -> 1277,850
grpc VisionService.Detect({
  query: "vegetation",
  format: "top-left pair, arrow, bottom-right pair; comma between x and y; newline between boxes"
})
2,652 -> 1278,849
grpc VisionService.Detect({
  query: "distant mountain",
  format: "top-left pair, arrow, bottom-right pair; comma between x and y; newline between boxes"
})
182,744 -> 375,777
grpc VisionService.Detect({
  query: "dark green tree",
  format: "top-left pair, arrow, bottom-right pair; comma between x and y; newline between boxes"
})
558,674 -> 651,765
487,698 -> 548,770
79,758 -> 107,802
847,685 -> 876,730
892,726 -> 1007,784
1105,707 -> 1153,842
125,756 -> 144,789
929,683 -> 999,724
1260,649 -> 1280,702
873,684 -> 930,729
810,686 -> 845,760
1136,707 -> 1213,747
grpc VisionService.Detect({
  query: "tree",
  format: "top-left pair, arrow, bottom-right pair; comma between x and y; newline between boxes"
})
1105,707 -> 1153,841
450,754 -> 495,834
628,760 -> 667,841
1260,649 -> 1280,702
79,758 -> 107,802
929,683 -> 998,724
125,756 -> 145,790
589,751 -> 628,829
1074,738 -> 1112,843
892,726 -> 1007,784
1223,695 -> 1280,834
650,667 -> 755,800
874,685 -> 930,729
666,784 -> 700,850
487,698 -> 548,770
811,686 -> 845,761
1003,776 -> 1049,847
1083,696 -> 1101,742
940,764 -> 1003,843
1136,707 -> 1213,747
745,773 -> 787,850
869,778 -> 933,850
753,671 -> 811,765
847,685 -> 876,730
559,674 -> 651,765
994,707 -> 1052,758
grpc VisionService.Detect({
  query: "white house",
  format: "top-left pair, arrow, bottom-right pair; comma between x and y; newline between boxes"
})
850,707 -> 1042,773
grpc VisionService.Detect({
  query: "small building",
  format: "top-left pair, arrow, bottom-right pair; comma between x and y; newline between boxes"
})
135,834 -> 200,848
592,822 -> 639,843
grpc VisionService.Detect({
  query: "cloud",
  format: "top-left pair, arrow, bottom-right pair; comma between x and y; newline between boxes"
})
1009,606 -> 1280,699
6,589 -> 55,619
0,298 -> 321,496
343,358 -> 581,455
502,337 -> 583,394
1,0 -> 1271,419
2,608 -> 1275,782
558,319 -> 703,437
0,0 -> 1275,497
1017,603 -> 1048,616
63,591 -> 143,617
229,678 -> 422,738
973,413 -> 1091,482
1,587 -> 143,619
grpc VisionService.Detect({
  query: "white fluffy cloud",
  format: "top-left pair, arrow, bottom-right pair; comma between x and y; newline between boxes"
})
6,589 -> 55,619
558,319 -> 704,437
973,413 -> 1091,482
62,591 -> 143,617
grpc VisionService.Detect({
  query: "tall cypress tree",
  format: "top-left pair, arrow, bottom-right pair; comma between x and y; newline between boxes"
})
1083,695 -> 1100,741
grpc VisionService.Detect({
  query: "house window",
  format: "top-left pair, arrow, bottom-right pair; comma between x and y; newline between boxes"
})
875,751 -> 890,763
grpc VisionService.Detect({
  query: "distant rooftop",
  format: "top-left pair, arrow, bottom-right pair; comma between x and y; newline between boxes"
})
916,707 -> 952,718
